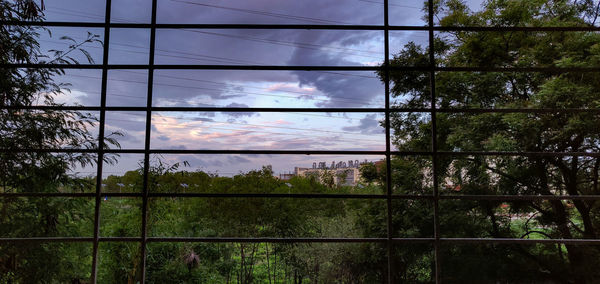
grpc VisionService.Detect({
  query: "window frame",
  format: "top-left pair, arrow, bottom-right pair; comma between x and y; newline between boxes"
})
2,0 -> 600,283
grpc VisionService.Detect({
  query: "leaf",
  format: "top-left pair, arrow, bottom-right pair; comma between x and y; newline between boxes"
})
78,48 -> 94,64
66,56 -> 78,65
59,35 -> 76,43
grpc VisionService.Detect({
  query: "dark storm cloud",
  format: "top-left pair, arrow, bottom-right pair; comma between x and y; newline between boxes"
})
284,29 -> 385,107
342,114 -> 383,135
158,0 -> 384,25
149,1 -> 389,107
42,0 -> 395,108
152,70 -> 251,105
292,69 -> 384,107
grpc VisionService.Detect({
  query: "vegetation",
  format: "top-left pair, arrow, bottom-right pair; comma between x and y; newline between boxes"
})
379,0 -> 600,282
1,0 -> 600,283
0,1 -> 117,283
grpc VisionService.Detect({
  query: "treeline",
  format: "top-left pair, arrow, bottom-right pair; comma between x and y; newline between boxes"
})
0,165 -> 397,283
3,159 -> 595,283
100,165 -> 389,283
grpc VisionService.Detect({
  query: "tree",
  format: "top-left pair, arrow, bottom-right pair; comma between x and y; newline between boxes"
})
0,1 -> 119,282
359,162 -> 379,184
319,168 -> 335,188
0,1 -> 120,194
378,0 -> 600,282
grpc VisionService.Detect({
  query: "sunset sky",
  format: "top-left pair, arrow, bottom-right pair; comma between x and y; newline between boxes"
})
34,0 -> 482,177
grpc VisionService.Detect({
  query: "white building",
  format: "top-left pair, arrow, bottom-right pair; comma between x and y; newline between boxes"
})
291,160 -> 364,186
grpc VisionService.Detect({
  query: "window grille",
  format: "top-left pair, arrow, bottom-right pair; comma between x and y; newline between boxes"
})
1,0 -> 600,283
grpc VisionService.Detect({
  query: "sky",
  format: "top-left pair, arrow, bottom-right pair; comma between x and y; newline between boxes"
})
32,0 -> 484,177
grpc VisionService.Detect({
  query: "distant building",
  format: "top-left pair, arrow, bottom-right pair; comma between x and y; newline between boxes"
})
278,172 -> 295,181
278,159 -> 369,186
295,166 -> 360,186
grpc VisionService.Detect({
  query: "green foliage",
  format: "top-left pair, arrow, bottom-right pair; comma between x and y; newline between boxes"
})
359,162 -> 379,183
380,0 -> 600,282
104,162 -> 388,283
0,1 -> 117,282
0,2 -> 119,195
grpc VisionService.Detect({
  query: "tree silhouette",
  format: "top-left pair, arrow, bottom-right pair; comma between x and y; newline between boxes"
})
379,0 -> 600,282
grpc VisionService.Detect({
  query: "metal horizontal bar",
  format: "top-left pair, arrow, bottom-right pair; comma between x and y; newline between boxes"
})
2,237 -> 598,245
0,237 -> 389,244
146,237 -> 389,243
436,108 -> 600,114
0,192 -> 144,199
103,192 -> 143,197
3,106 -> 388,113
0,192 -> 95,198
157,24 -> 391,30
148,193 -> 387,199
439,195 -> 600,201
151,149 -> 390,155
0,20 -> 108,28
155,65 -> 382,71
3,149 -> 599,156
2,64 -> 599,73
0,21 -> 391,30
392,151 -> 600,157
439,238 -> 600,245
0,148 -> 390,155
0,237 -> 94,242
0,148 -> 132,153
434,26 -> 600,32
437,66 -> 600,72
390,195 -> 434,200
0,63 -> 382,71
2,21 -> 599,32
3,192 -> 598,201
389,238 -> 436,243
436,151 -> 600,157
5,106 -> 600,114
0,192 -> 142,198
98,237 -> 143,242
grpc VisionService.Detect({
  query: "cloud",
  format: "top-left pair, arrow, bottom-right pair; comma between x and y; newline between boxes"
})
222,103 -> 258,119
171,144 -> 188,150
292,69 -> 384,107
342,114 -> 384,134
271,119 -> 293,125
176,155 -> 252,169
192,117 -> 215,122
285,31 -> 385,107
157,135 -> 170,141
159,0 -> 384,25
43,0 -> 421,175
266,83 -> 315,96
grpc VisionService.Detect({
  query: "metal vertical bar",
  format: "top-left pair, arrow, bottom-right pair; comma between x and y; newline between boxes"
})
427,0 -> 441,283
141,0 -> 158,282
383,0 -> 393,283
91,0 -> 112,282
